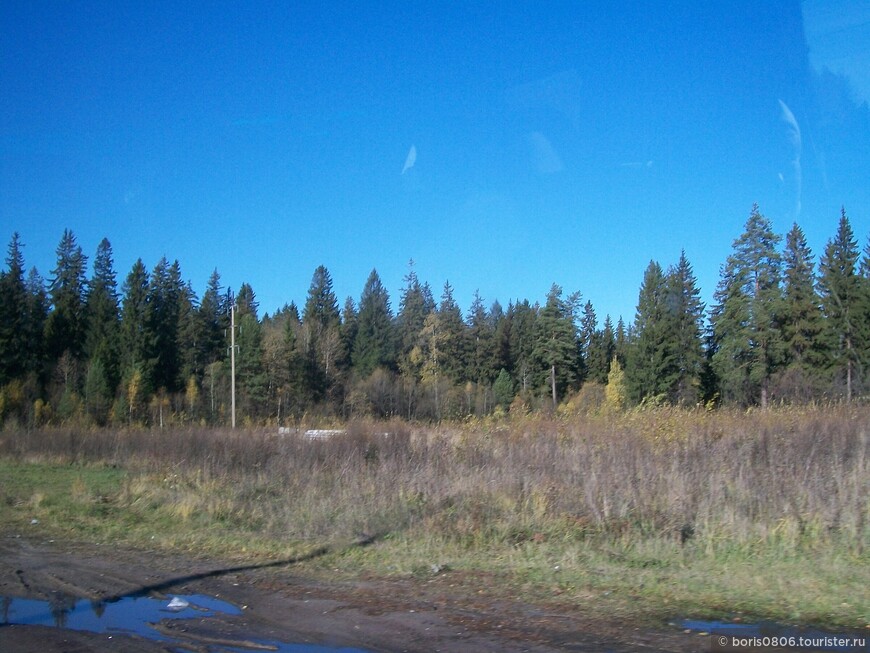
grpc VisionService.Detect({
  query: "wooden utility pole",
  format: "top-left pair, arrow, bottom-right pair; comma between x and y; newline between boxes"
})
230,303 -> 237,429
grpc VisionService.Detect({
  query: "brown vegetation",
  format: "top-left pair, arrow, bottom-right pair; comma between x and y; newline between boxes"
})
2,406 -> 868,627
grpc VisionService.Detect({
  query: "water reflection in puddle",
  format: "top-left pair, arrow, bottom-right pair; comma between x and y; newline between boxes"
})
1,593 -> 370,652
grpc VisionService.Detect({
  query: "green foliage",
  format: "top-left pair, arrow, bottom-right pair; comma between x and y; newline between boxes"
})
147,258 -> 185,393
83,358 -> 111,425
777,223 -> 827,399
352,269 -> 395,377
120,259 -> 153,392
44,229 -> 88,365
507,300 -> 537,395
711,205 -> 784,407
236,310 -> 267,416
0,233 -> 30,384
302,265 -> 342,403
198,269 -> 229,367
4,217 -> 870,424
626,261 -> 675,404
624,254 -> 704,406
396,261 -> 434,365
665,251 -> 705,404
434,281 -> 469,384
84,238 -> 121,393
818,208 -> 865,400
532,284 -> 580,407
466,290 -> 497,385
492,368 -> 514,408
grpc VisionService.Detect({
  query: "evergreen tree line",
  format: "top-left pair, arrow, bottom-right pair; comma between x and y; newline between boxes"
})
1,204 -> 868,425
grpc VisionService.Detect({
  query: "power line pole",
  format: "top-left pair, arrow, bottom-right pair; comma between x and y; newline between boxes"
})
230,303 -> 237,429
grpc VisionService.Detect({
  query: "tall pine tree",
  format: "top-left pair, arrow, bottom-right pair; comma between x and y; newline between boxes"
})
119,259 -> 153,395
84,238 -> 121,394
301,266 -> 341,402
818,209 -> 863,400
710,205 -> 784,407
532,284 -> 580,408
626,261 -> 675,405
352,269 -> 395,378
147,258 -> 185,393
779,223 -> 826,398
44,229 -> 88,366
435,281 -> 468,384
235,286 -> 267,420
665,251 -> 705,405
467,290 -> 497,386
0,234 -> 29,384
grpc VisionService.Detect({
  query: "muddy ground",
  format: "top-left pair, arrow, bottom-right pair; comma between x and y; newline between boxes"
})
0,534 -> 707,652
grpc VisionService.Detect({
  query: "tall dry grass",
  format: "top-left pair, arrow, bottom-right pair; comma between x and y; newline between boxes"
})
2,406 -> 867,556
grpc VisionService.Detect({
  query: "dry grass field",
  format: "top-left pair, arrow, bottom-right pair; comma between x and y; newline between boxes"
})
1,405 -> 867,630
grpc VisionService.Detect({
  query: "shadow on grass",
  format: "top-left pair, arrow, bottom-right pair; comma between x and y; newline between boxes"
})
100,532 -> 384,603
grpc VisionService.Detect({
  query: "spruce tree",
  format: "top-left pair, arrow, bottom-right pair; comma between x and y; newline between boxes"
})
818,209 -> 863,400
44,229 -> 88,365
779,223 -> 826,397
83,357 -> 111,424
24,268 -> 49,380
0,233 -> 29,384
665,251 -> 705,405
236,309 -> 267,419
614,316 -> 628,366
176,280 -> 202,386
710,205 -> 784,407
339,296 -> 358,373
301,265 -> 341,402
493,368 -> 514,408
279,303 -> 307,418
861,234 -> 870,388
119,259 -> 153,395
487,300 -> 508,376
236,282 -> 259,320
435,281 -> 468,384
507,300 -> 538,395
199,269 -> 229,366
146,258 -> 185,393
586,315 -> 615,385
396,261 -> 433,365
626,261 -> 675,404
492,300 -> 513,379
84,238 -> 121,394
577,301 -> 597,382
532,284 -> 580,408
396,263 -> 435,417
467,290 -> 496,385
352,269 -> 395,378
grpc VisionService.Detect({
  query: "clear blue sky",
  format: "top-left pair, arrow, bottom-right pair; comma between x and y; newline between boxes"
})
2,1 -> 868,324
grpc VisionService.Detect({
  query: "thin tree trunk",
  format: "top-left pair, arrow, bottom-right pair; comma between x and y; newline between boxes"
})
847,358 -> 852,402
551,364 -> 557,408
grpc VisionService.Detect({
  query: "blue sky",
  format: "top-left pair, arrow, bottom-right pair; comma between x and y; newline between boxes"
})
2,1 -> 868,325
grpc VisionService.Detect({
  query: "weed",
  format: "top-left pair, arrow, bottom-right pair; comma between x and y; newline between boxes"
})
0,408 -> 867,628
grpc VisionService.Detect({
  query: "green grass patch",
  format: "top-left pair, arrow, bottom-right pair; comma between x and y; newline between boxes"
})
0,460 -> 312,561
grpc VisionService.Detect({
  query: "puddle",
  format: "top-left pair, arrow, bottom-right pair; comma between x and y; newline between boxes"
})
1,592 -> 371,652
1,593 -> 239,641
680,619 -> 868,652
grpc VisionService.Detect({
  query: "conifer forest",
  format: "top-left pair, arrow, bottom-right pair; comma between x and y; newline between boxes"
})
1,204 -> 869,427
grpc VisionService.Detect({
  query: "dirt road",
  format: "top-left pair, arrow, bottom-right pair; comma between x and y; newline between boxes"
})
0,534 -> 701,652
